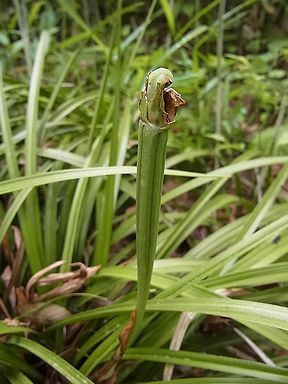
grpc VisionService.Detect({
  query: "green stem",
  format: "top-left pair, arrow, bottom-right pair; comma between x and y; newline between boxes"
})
131,67 -> 185,339
135,121 -> 168,333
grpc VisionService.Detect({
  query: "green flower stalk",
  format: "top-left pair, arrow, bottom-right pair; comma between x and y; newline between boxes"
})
134,67 -> 185,336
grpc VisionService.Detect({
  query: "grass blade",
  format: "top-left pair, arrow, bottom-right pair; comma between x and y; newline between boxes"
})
94,1 -> 122,266
124,348 -> 288,382
5,369 -> 34,384
0,188 -> 32,244
7,336 -> 94,384
25,31 -> 49,175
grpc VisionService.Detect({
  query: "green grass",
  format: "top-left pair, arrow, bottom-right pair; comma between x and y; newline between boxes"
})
1,0 -> 288,383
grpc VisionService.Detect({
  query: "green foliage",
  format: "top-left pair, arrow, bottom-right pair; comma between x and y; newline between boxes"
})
0,0 -> 288,383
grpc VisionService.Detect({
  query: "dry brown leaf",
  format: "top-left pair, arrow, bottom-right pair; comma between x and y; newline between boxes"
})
25,260 -> 65,298
119,310 -> 136,355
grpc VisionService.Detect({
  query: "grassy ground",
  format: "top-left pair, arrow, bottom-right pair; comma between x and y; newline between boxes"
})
1,0 -> 288,382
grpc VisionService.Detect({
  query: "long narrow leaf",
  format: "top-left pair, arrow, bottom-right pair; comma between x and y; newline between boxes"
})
124,348 -> 288,382
7,336 -> 94,384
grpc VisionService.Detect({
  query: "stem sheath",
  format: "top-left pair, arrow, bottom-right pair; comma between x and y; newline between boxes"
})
135,121 -> 168,331
132,68 -> 185,338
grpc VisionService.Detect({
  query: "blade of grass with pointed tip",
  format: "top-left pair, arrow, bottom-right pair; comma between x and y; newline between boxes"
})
25,31 -> 49,175
0,64 -> 41,273
24,31 -> 50,270
94,1 -> 122,266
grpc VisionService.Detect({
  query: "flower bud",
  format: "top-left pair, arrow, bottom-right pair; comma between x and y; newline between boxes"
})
139,67 -> 185,128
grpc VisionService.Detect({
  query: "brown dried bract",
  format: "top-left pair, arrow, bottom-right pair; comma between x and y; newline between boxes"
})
1,260 -> 100,326
119,309 -> 136,355
26,261 -> 100,302
164,88 -> 185,124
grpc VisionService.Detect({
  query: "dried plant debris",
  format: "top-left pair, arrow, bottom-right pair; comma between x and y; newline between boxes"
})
1,261 -> 100,326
